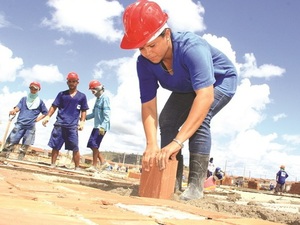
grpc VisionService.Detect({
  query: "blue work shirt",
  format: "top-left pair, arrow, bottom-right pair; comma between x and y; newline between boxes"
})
15,97 -> 48,128
137,32 -> 237,103
276,170 -> 289,184
52,90 -> 89,127
86,93 -> 110,131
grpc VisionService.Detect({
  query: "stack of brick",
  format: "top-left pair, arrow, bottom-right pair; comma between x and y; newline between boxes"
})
288,182 -> 300,195
222,176 -> 233,186
248,180 -> 259,190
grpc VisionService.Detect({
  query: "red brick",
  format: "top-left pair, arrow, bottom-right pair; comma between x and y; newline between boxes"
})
289,182 -> 300,194
139,159 -> 178,199
128,171 -> 141,179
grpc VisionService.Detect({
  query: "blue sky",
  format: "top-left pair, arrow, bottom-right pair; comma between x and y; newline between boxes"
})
0,0 -> 299,180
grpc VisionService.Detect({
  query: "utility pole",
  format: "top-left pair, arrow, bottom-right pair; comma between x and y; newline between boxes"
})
122,152 -> 126,167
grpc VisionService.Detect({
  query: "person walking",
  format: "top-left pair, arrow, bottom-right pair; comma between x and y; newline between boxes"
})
42,72 -> 89,170
207,157 -> 215,178
274,165 -> 289,195
85,80 -> 111,172
0,81 -> 48,160
120,0 -> 237,200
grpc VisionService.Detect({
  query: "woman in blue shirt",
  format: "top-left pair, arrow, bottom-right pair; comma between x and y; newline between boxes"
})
121,0 -> 237,200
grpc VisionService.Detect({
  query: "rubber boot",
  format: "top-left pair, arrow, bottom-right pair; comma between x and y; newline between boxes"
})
180,153 -> 210,201
18,145 -> 29,160
0,143 -> 15,158
174,153 -> 184,193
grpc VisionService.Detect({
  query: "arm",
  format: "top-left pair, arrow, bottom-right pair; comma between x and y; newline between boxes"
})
141,97 -> 160,171
36,114 -> 46,122
36,102 -> 48,122
99,97 -> 111,129
42,105 -> 57,126
9,106 -> 20,115
157,85 -> 214,170
80,110 -> 87,122
78,110 -> 87,131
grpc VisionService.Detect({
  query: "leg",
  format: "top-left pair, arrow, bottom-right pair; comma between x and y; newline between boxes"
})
159,92 -> 195,192
72,150 -> 80,168
18,126 -> 35,160
98,152 -> 105,164
1,125 -> 25,158
0,143 -> 15,158
48,126 -> 64,167
91,147 -> 100,167
64,126 -> 81,170
51,149 -> 59,165
18,144 -> 29,160
180,153 -> 210,200
180,89 -> 232,200
274,183 -> 280,194
87,128 -> 107,170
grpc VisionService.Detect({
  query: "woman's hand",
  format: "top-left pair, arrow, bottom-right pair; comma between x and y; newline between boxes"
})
142,145 -> 160,172
156,141 -> 181,170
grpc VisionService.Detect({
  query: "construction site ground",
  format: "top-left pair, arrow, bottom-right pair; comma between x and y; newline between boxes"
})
0,155 -> 300,225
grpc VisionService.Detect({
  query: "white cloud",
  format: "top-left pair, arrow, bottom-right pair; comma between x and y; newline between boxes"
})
0,13 -> 10,28
240,53 -> 286,79
273,113 -> 287,122
282,134 -> 300,145
212,78 -> 270,136
1,0 -> 299,180
18,64 -> 64,84
202,34 -> 237,70
157,0 -> 206,32
0,44 -> 23,82
54,37 -> 72,45
42,0 -> 124,42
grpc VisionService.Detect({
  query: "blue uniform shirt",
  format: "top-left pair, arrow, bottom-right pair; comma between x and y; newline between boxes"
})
52,90 -> 89,127
16,97 -> 48,128
276,170 -> 289,184
86,93 -> 111,131
137,32 -> 237,103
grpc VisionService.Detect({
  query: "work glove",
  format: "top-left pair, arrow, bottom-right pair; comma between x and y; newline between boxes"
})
78,120 -> 85,131
99,127 -> 105,136
42,115 -> 50,127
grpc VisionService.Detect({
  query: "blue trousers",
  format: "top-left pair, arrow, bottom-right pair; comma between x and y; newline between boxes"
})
159,88 -> 233,155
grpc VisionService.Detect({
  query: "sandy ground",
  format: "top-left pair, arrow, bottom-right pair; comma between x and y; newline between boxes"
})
1,155 -> 300,225
85,168 -> 300,225
177,187 -> 300,225
105,172 -> 300,225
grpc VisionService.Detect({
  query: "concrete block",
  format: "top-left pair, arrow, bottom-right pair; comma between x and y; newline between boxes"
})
139,159 -> 178,199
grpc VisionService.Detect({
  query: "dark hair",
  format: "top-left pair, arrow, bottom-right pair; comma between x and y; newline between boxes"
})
159,28 -> 168,37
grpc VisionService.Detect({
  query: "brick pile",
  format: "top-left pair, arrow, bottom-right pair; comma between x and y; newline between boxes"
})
248,180 -> 259,190
288,182 -> 300,195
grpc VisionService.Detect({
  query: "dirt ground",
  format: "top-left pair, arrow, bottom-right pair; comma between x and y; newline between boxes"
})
111,181 -> 300,225
83,166 -> 300,225
174,188 -> 300,225
1,155 -> 300,225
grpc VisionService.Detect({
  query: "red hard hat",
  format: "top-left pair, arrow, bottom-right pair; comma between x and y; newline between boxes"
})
89,80 -> 102,89
120,0 -> 168,49
67,72 -> 79,80
29,81 -> 41,90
